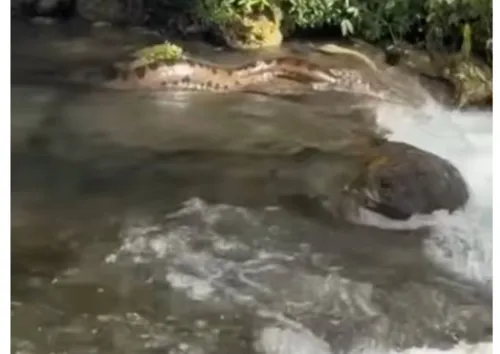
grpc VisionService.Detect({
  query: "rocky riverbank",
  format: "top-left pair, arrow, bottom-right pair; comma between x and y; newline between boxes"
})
11,0 -> 492,110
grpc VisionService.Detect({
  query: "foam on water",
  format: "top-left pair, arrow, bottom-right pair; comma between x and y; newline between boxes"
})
108,197 -> 491,354
105,100 -> 492,354
373,100 -> 492,289
256,326 -> 492,354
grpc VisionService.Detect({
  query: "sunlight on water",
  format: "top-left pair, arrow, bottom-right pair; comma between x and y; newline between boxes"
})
374,100 -> 492,290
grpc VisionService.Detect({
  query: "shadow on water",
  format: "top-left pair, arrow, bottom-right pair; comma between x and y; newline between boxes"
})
11,19 -> 491,354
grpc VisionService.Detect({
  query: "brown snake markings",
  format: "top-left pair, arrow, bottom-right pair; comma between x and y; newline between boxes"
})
99,56 -> 392,101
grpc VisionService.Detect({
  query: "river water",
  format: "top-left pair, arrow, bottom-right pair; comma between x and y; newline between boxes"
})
11,20 -> 492,354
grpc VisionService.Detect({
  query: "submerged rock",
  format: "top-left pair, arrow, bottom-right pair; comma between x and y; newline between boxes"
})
341,141 -> 469,220
264,139 -> 469,223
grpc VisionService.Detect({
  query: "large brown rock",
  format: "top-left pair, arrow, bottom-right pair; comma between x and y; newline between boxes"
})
340,141 -> 469,220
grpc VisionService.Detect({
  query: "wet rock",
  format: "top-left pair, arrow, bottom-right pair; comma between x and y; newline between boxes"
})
384,43 -> 492,108
342,141 -> 469,220
217,6 -> 283,50
384,43 -> 440,78
442,55 -> 492,108
270,139 -> 468,223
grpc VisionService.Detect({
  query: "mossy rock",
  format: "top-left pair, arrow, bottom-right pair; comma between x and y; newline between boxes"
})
441,23 -> 492,108
133,42 -> 184,62
111,42 -> 184,72
218,6 -> 283,50
442,55 -> 492,108
383,42 -> 492,108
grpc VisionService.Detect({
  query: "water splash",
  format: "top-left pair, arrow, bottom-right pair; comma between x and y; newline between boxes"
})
107,197 -> 491,354
373,100 -> 492,290
256,326 -> 492,354
103,97 -> 492,354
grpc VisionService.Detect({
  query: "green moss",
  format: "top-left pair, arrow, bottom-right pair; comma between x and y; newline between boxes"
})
132,42 -> 184,64
219,5 -> 283,49
196,0 -> 283,49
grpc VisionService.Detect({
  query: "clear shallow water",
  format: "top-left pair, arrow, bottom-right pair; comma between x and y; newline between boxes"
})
11,20 -> 492,354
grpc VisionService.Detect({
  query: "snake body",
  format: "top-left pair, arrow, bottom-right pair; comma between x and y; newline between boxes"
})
91,55 -> 387,100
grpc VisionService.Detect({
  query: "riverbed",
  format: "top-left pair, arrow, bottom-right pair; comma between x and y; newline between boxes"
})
11,19 -> 492,354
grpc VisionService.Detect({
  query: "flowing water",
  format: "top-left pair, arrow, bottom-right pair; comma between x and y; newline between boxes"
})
11,20 -> 492,354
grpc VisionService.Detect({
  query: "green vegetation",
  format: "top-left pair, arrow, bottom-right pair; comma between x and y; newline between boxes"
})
194,0 -> 283,49
425,0 -> 491,58
191,0 -> 491,58
196,0 -> 275,24
132,42 -> 184,63
281,0 -> 361,35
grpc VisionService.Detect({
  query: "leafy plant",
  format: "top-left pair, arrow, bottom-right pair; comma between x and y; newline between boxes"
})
198,0 -> 275,24
145,0 -> 492,61
354,0 -> 427,43
425,0 -> 491,55
282,0 -> 360,35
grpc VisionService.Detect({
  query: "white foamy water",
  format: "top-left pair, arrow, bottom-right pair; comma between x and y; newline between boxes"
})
374,100 -> 492,289
108,198 -> 491,354
105,99 -> 492,354
256,326 -> 492,354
